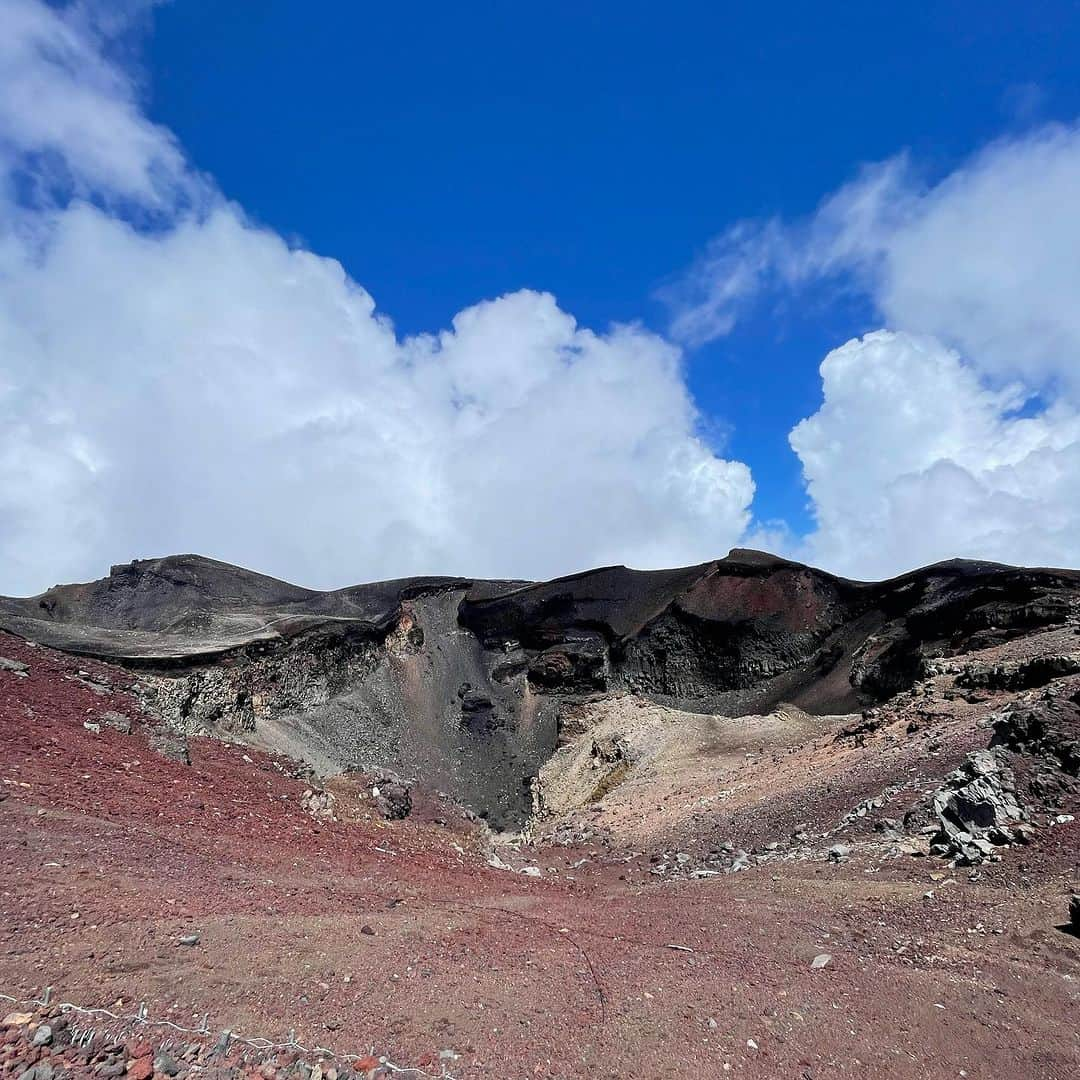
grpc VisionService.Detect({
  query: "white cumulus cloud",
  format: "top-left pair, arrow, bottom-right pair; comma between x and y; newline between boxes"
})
670,125 -> 1080,578
0,0 -> 754,596
790,331 -> 1080,578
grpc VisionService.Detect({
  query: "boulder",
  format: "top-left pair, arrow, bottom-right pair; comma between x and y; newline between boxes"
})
373,778 -> 411,820
147,729 -> 191,765
930,750 -> 1025,864
101,711 -> 132,734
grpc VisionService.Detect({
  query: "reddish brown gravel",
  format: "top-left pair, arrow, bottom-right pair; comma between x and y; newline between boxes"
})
2,631 -> 1079,1079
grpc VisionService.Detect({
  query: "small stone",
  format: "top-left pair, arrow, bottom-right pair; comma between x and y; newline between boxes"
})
521,866 -> 542,878
3,1014 -> 33,1028
31,1027 -> 52,1048
101,712 -> 132,735
153,1053 -> 179,1077
810,953 -> 832,969
898,837 -> 931,857
706,1018 -> 718,1030
177,934 -> 200,946
827,844 -> 850,863
360,925 -> 375,936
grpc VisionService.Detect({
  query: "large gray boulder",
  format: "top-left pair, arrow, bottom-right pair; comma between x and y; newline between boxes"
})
931,750 -> 1025,864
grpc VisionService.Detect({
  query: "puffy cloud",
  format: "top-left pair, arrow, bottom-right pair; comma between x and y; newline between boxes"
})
875,129 -> 1080,391
790,332 -> 1080,578
669,125 -> 1080,577
0,1 -> 754,595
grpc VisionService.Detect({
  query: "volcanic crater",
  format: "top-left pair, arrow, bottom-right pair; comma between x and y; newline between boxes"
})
1,550 -> 1079,1078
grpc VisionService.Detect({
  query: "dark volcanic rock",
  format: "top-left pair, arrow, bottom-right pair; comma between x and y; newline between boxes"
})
148,728 -> 191,765
1,549 -> 1078,828
373,778 -> 412,820
991,690 -> 1080,776
0,553 -> 510,660
930,749 -> 1025,864
528,636 -> 607,691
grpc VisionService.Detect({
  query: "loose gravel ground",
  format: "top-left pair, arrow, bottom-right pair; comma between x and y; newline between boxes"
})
2,631 -> 1079,1078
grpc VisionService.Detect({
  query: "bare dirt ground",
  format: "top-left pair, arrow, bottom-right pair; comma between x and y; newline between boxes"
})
2,630 -> 1079,1079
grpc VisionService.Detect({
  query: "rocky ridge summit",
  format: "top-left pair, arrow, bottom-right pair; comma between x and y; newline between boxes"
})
2,549 -> 1078,829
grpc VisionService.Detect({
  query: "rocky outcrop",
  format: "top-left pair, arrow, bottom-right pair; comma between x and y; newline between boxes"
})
147,727 -> 191,765
991,689 -> 1080,776
300,787 -> 336,820
929,750 -> 1027,865
955,654 -> 1080,692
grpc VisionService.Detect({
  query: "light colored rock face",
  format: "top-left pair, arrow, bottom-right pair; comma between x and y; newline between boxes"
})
531,694 -> 850,842
522,614 -> 1080,883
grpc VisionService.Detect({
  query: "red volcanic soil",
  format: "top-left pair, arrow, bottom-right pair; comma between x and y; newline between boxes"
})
2,631 -> 1079,1079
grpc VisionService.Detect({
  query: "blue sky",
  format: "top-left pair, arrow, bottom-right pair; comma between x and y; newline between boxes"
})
142,1 -> 1080,530
3,0 -> 1080,593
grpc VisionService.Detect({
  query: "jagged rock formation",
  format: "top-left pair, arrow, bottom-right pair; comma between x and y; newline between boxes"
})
928,749 -> 1027,864
2,549 -> 1078,828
